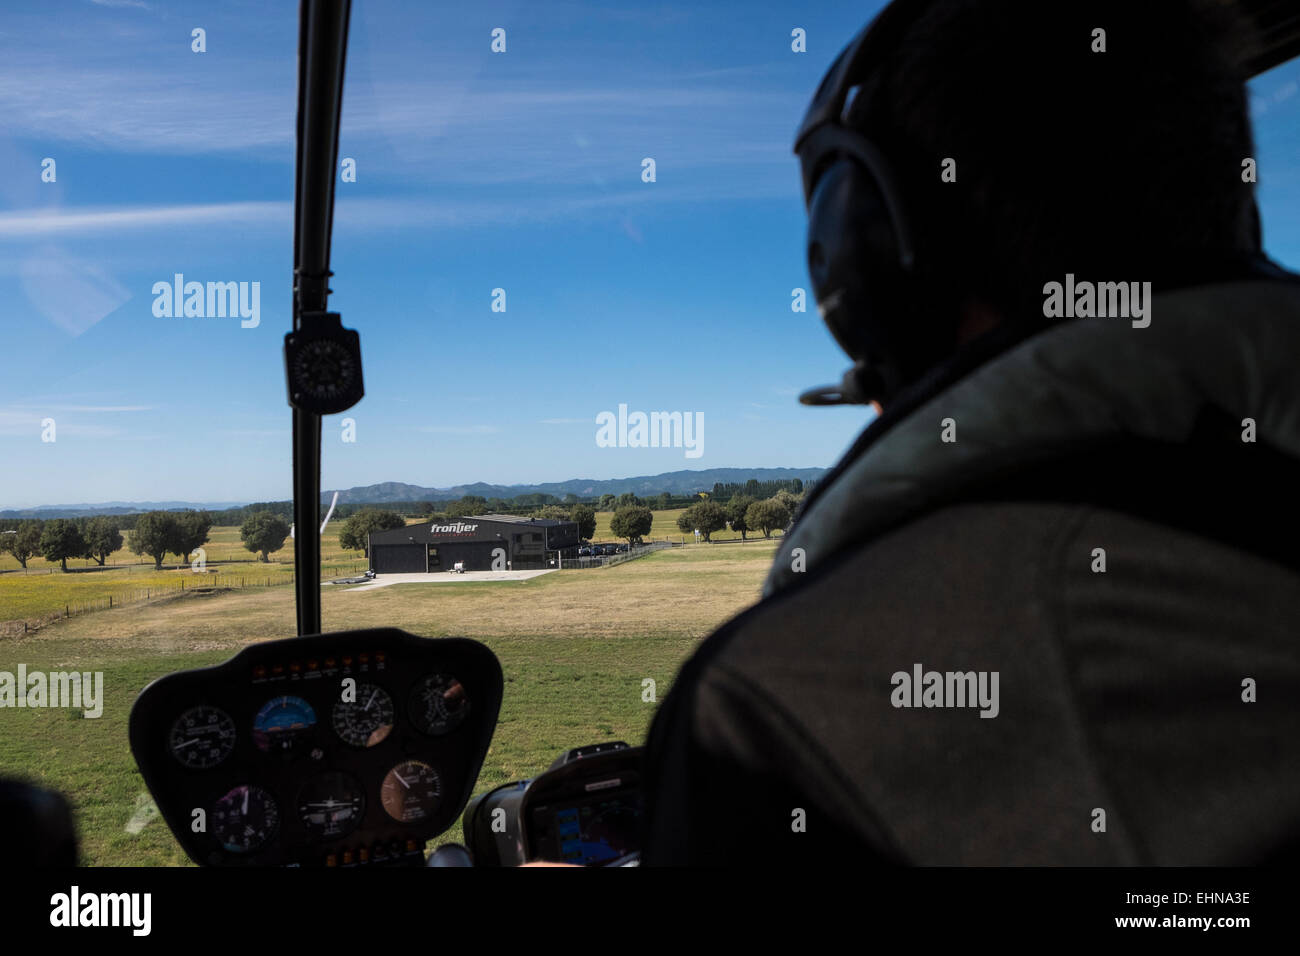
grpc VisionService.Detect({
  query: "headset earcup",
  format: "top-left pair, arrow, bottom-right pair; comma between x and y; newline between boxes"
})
806,155 -> 964,401
806,157 -> 911,389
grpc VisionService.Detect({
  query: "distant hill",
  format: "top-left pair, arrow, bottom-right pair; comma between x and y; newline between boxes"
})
321,468 -> 827,504
0,468 -> 826,518
0,500 -> 246,519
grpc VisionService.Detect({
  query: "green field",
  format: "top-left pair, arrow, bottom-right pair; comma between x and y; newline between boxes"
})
0,513 -> 780,626
0,540 -> 778,865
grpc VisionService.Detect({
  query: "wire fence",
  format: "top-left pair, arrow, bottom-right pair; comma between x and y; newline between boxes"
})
0,561 -> 368,638
559,541 -> 680,570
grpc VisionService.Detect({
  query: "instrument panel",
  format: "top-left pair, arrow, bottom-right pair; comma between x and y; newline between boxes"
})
129,628 -> 502,866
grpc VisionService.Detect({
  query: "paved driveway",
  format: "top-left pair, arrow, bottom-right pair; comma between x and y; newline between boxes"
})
336,569 -> 555,591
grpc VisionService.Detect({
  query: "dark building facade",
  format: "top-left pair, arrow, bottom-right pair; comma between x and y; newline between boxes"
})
367,514 -> 580,574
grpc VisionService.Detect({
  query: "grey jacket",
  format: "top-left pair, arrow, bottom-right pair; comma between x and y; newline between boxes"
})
642,278 -> 1300,865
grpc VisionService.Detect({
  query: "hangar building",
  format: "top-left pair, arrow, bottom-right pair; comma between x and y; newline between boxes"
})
367,513 -> 580,574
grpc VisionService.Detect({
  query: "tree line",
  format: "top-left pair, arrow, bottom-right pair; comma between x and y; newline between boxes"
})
0,512 -> 213,571
709,477 -> 810,500
0,516 -> 126,571
0,509 -> 299,571
675,488 -> 803,542
1,482 -> 810,570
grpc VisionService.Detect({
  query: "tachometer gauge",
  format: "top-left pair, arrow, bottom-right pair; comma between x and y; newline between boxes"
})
380,760 -> 442,823
212,785 -> 279,854
408,674 -> 469,736
252,695 -> 317,755
332,683 -> 394,748
297,771 -> 365,840
168,705 -> 236,769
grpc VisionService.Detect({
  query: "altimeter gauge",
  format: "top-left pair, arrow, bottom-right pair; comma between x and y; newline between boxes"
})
168,705 -> 237,769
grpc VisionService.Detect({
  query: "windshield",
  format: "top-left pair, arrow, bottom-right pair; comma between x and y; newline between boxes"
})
0,0 -> 1297,867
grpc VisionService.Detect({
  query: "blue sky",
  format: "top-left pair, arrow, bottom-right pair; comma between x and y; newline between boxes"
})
1,0 -> 1298,508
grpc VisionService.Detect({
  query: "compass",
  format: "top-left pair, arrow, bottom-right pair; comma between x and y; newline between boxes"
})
284,312 -> 364,414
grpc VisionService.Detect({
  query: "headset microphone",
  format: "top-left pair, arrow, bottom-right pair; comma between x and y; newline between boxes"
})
798,362 -> 886,407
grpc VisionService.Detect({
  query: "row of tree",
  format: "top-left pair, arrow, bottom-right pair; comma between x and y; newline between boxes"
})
709,477 -> 810,499
0,516 -> 125,571
0,509 -> 298,571
1,490 -> 804,571
675,492 -> 797,542
0,511 -> 213,571
1,484 -> 796,538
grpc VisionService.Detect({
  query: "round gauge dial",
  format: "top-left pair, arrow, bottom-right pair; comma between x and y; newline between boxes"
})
380,760 -> 442,824
290,338 -> 358,404
168,705 -> 236,769
212,785 -> 279,854
297,771 -> 365,840
332,683 -> 394,748
252,695 -> 317,755
408,674 -> 469,736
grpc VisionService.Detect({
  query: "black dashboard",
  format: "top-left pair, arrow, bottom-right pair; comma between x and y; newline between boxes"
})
129,628 -> 502,866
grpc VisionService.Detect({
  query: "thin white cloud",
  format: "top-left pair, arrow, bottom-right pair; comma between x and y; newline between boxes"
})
0,202 -> 287,239
3,45 -> 800,182
0,182 -> 791,242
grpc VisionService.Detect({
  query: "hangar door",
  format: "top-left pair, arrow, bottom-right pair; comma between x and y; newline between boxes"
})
438,541 -> 505,571
372,543 -> 426,573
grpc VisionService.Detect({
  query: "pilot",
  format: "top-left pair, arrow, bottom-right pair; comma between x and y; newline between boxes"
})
639,0 -> 1300,865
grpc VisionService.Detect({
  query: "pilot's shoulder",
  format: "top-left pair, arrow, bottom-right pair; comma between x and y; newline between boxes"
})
695,501 -> 1079,686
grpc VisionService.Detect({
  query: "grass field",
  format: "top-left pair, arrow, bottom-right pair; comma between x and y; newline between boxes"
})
0,540 -> 779,865
0,512 -> 781,625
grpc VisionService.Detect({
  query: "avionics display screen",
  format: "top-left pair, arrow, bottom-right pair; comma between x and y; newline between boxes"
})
530,790 -> 641,865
